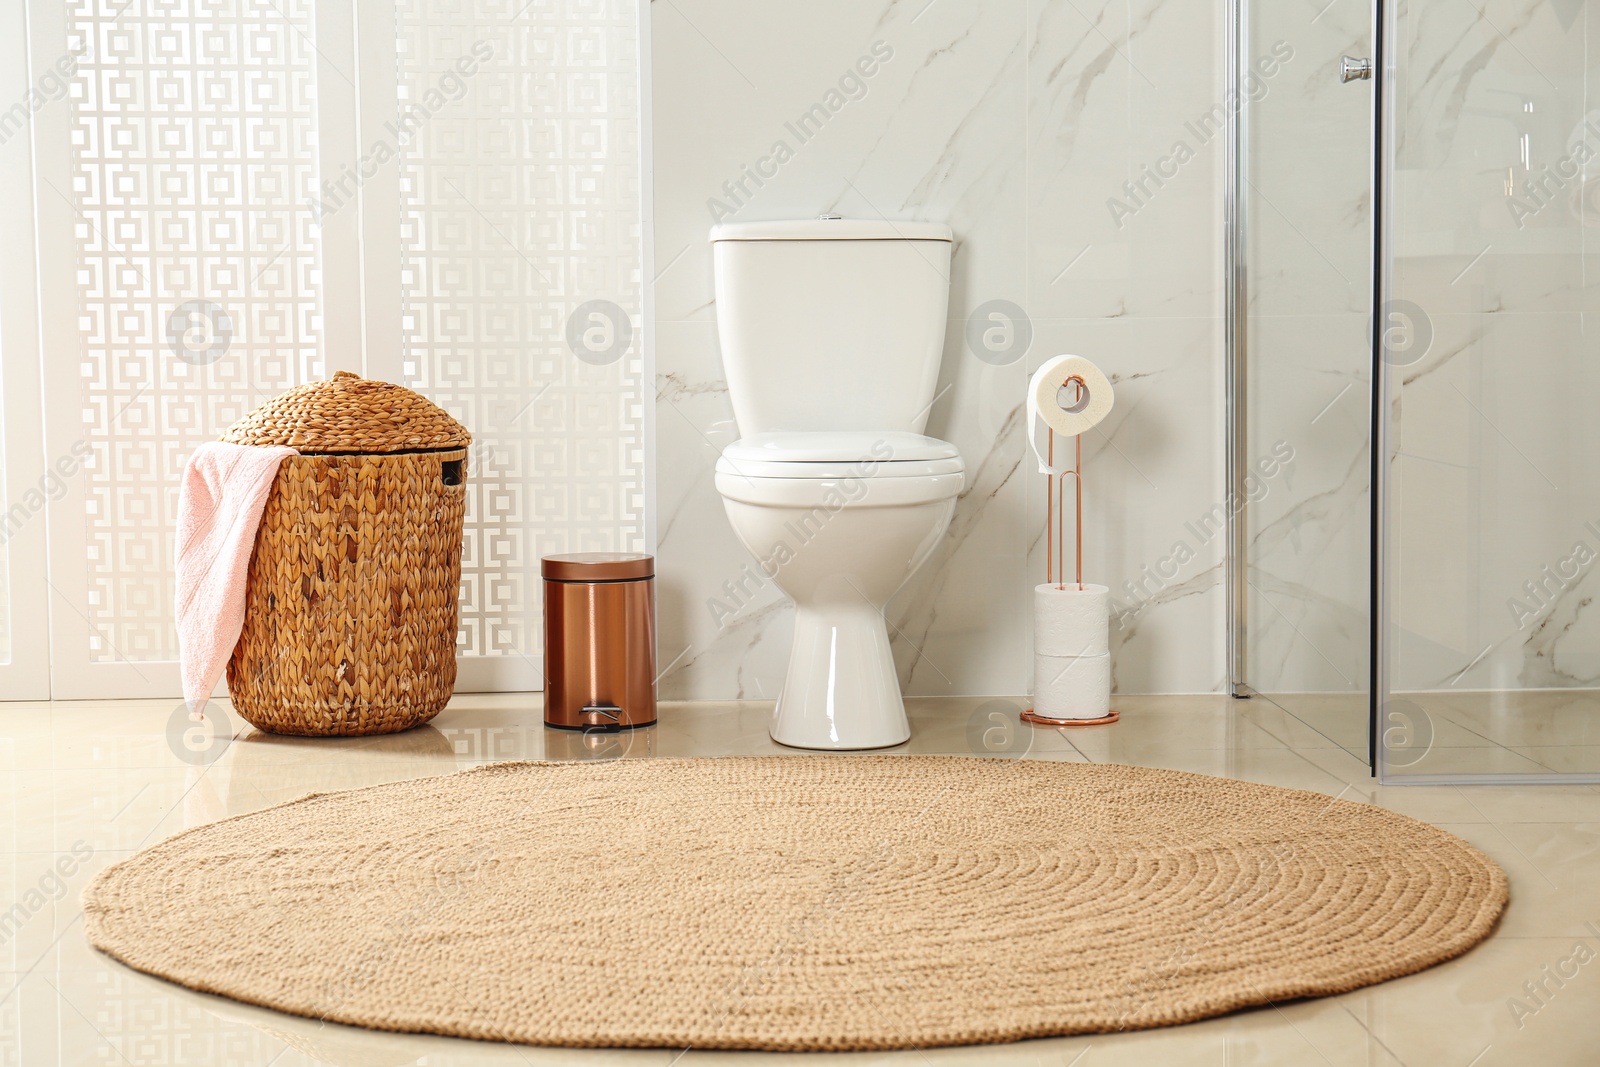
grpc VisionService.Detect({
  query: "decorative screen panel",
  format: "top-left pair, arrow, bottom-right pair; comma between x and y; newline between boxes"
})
68,0 -> 324,664
395,0 -> 646,663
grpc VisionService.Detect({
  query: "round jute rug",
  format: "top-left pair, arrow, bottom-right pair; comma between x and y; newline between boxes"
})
83,756 -> 1507,1051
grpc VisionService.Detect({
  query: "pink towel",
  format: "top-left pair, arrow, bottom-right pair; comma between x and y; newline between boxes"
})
175,441 -> 297,714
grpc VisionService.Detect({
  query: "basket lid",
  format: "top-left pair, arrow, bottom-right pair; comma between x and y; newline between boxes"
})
219,371 -> 471,453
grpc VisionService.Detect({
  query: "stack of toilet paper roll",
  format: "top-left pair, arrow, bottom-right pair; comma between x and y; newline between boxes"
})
1032,582 -> 1111,720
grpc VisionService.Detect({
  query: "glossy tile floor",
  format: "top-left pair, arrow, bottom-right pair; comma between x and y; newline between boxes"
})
4,692 -> 1598,1065
1267,690 -> 1600,778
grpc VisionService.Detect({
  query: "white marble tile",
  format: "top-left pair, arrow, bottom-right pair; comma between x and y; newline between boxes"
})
1025,0 -> 1190,320
652,319 -> 782,699
885,315 -> 1030,697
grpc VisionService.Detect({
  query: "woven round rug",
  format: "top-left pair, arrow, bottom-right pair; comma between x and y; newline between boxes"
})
83,756 -> 1507,1051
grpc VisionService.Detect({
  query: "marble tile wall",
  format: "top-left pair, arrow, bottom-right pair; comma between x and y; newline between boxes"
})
651,0 -> 1239,699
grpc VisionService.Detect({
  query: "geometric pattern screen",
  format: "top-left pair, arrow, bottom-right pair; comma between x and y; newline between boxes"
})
62,0 -> 645,675
395,0 -> 646,662
70,0 -> 325,664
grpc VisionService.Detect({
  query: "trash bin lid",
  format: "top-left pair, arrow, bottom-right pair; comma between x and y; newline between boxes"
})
219,371 -> 471,453
542,553 -> 654,582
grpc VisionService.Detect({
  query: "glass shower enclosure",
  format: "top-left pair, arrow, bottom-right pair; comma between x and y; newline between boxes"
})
1238,0 -> 1600,782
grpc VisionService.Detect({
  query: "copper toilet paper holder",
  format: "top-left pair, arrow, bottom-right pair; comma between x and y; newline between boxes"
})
1022,374 -> 1119,729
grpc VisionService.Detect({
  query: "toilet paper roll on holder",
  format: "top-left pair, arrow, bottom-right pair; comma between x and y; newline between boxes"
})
1023,373 -> 1119,728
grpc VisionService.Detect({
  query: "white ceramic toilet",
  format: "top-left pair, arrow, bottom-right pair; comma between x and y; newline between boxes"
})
710,217 -> 964,750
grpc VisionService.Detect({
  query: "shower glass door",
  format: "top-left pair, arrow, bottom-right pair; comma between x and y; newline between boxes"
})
1377,0 -> 1600,781
1241,2 -> 1373,764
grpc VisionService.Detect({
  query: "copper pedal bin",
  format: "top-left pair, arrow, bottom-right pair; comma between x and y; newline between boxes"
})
542,553 -> 657,731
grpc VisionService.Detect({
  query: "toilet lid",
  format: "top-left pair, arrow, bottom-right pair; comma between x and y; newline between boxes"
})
716,431 -> 964,479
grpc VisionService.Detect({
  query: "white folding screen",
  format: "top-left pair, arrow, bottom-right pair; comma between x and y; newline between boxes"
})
391,1 -> 649,688
15,0 -> 649,699
0,0 -> 55,700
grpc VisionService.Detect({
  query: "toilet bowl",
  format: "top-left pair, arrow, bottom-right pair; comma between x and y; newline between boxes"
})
715,431 -> 964,749
709,217 -> 961,750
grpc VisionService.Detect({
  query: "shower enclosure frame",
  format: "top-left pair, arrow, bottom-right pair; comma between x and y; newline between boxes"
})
1229,0 -> 1600,784
1223,0 -> 1251,703
1368,0 -> 1389,779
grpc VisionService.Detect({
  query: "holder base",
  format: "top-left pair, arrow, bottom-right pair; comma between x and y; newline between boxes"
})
1020,708 -> 1120,728
544,718 -> 656,732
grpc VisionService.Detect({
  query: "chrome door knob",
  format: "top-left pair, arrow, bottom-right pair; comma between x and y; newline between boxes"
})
1340,56 -> 1373,82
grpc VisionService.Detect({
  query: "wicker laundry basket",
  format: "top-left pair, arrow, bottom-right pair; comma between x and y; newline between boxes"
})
221,371 -> 470,736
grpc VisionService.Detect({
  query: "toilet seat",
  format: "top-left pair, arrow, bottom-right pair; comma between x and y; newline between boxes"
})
715,431 -> 964,507
715,430 -> 964,479
716,469 -> 963,507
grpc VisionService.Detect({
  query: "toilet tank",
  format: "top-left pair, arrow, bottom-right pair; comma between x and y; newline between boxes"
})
711,218 -> 953,436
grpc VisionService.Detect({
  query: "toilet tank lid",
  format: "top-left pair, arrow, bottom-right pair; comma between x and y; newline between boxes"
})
710,218 -> 952,242
723,431 -> 960,463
